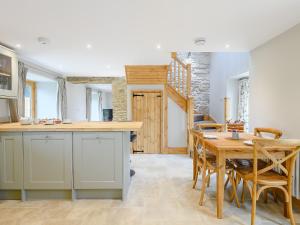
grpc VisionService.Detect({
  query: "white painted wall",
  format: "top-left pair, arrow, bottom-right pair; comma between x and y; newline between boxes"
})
102,91 -> 112,109
66,82 -> 86,121
250,23 -> 300,137
36,82 -> 58,118
168,98 -> 187,147
209,52 -> 250,123
127,84 -> 187,147
0,99 -> 9,122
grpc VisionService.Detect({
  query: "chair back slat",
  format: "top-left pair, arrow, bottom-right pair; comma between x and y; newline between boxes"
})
252,139 -> 300,180
196,123 -> 224,132
254,128 -> 283,139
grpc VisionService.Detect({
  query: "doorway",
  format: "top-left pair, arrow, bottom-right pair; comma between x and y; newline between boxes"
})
132,90 -> 162,154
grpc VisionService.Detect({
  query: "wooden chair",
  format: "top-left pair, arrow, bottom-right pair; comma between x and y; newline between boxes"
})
192,124 -> 223,188
191,129 -> 240,207
195,123 -> 224,132
235,127 -> 283,203
254,127 -> 283,139
234,139 -> 300,225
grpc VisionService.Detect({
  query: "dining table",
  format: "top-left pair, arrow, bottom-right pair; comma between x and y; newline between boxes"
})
192,131 -> 291,219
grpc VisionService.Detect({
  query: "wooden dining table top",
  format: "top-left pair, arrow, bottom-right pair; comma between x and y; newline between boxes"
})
202,132 -> 257,151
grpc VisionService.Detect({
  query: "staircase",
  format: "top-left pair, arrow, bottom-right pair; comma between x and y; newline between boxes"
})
167,52 -> 194,153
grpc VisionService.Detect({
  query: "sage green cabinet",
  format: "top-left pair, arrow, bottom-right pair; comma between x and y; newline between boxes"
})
73,132 -> 123,189
23,132 -> 72,189
0,133 -> 23,189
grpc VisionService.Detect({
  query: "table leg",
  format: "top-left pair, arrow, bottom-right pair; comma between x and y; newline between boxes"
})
216,151 -> 225,219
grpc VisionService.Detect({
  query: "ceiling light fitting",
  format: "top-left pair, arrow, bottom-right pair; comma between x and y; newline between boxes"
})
37,37 -> 50,45
194,38 -> 206,46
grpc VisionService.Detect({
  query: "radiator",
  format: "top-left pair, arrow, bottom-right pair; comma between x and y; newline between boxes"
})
293,156 -> 300,199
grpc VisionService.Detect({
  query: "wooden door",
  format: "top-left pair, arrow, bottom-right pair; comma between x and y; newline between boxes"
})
132,91 -> 162,153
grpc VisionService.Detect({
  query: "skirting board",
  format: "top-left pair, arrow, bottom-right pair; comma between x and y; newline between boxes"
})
164,147 -> 187,154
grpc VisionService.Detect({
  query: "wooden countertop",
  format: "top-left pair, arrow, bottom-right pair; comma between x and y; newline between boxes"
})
0,121 -> 143,132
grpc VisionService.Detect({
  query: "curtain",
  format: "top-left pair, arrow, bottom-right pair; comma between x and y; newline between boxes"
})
86,87 -> 92,121
56,77 -> 67,120
237,78 -> 249,131
8,62 -> 28,121
8,99 -> 19,122
98,91 -> 102,120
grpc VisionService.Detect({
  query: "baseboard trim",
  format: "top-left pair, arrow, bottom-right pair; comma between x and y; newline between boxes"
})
164,147 -> 187,154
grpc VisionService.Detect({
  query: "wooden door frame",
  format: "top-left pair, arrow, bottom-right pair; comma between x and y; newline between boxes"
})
131,90 -> 164,153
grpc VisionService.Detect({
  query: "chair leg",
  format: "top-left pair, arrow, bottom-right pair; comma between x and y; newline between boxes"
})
199,167 -> 207,206
251,185 -> 257,225
224,175 -> 230,189
192,166 -> 199,189
241,180 -> 246,204
287,185 -> 296,225
229,172 -> 240,208
207,171 -> 211,187
288,198 -> 296,225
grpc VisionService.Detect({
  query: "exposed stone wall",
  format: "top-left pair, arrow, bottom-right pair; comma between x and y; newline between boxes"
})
112,78 -> 127,121
177,52 -> 210,115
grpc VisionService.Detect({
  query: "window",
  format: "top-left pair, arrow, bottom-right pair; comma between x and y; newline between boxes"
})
91,90 -> 102,121
237,78 -> 249,131
24,80 -> 36,118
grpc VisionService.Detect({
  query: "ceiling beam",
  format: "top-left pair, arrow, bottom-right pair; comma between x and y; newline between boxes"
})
66,76 -> 122,84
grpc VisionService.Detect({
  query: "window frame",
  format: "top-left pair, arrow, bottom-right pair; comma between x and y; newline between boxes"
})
25,80 -> 36,118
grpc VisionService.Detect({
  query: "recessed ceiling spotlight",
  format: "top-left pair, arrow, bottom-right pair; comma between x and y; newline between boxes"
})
194,38 -> 206,46
15,44 -> 21,48
156,44 -> 161,49
225,44 -> 230,49
86,44 -> 92,49
37,37 -> 50,45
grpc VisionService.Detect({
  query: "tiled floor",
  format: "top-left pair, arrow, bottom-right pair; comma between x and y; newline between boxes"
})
0,154 -> 299,225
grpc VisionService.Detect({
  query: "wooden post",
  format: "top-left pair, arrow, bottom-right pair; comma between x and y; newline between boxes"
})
171,52 -> 177,59
224,97 -> 230,129
177,63 -> 180,93
186,64 -> 191,97
187,97 -> 194,156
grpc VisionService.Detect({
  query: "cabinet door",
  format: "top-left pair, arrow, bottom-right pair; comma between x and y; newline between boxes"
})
23,132 -> 72,189
73,132 -> 122,189
0,133 -> 23,189
0,46 -> 18,98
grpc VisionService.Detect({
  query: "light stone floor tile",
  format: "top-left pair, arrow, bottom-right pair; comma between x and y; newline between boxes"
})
0,154 -> 299,225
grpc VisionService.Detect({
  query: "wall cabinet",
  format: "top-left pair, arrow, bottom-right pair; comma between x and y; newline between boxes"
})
23,132 -> 72,189
73,132 -> 123,189
0,46 -> 18,98
0,133 -> 23,189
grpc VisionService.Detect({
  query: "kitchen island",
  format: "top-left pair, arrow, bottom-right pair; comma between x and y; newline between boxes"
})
0,121 -> 142,201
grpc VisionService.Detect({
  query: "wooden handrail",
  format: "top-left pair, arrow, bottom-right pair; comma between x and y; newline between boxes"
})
168,52 -> 191,98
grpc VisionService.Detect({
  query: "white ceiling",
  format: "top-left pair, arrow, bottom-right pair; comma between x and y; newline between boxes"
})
1,0 -> 300,77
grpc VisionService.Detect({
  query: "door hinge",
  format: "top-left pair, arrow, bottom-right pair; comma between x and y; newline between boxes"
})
133,94 -> 144,97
